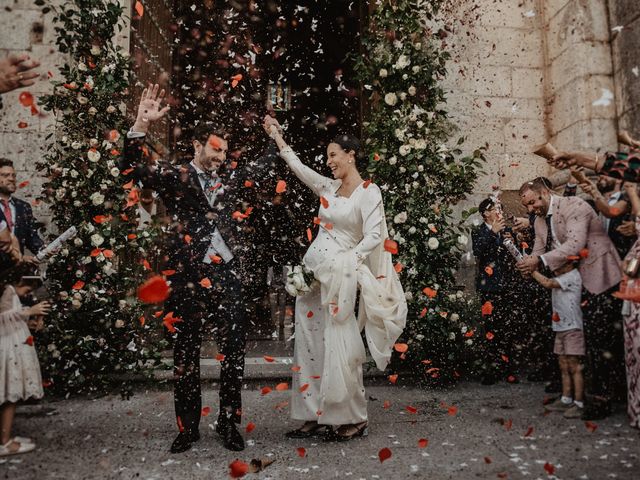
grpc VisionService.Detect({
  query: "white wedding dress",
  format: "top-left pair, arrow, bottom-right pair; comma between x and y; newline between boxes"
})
280,147 -> 407,426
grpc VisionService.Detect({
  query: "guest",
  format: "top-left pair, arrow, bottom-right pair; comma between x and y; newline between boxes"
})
471,198 -> 519,384
136,188 -> 168,230
517,178 -> 622,419
531,262 -> 585,419
0,158 -> 44,271
0,220 -> 21,266
265,115 -> 407,441
620,182 -> 640,428
580,176 -> 635,257
550,150 -> 640,183
0,267 -> 50,457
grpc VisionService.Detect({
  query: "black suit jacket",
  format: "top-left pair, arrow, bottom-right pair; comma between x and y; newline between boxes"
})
123,135 -> 245,283
471,223 -> 516,294
0,197 -> 44,254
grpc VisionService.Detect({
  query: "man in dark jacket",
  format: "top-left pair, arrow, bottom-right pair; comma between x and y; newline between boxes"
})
0,157 -> 44,271
123,84 -> 247,453
471,197 -> 518,384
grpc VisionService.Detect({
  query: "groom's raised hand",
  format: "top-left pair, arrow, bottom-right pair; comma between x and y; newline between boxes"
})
132,83 -> 170,134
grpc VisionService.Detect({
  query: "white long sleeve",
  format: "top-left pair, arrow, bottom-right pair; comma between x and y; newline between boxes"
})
354,184 -> 383,263
279,147 -> 334,196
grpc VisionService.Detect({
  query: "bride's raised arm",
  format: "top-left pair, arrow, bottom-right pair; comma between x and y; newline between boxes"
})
263,116 -> 333,197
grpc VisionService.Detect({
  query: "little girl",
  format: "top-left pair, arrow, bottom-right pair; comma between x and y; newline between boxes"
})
0,266 -> 50,456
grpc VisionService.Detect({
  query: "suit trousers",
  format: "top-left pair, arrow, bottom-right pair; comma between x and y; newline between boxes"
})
167,258 -> 246,433
582,286 -> 625,399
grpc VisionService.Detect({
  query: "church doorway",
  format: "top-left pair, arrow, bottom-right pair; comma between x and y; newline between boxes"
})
131,1 -> 363,343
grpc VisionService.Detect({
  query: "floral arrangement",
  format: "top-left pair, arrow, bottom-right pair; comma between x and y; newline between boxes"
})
354,0 -> 484,384
34,0 -> 166,395
284,265 -> 317,297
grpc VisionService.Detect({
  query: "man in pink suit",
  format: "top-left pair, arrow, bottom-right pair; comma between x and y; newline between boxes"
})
517,177 -> 624,419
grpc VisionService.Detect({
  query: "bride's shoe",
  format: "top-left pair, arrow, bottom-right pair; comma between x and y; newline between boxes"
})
334,421 -> 369,442
286,421 -> 326,439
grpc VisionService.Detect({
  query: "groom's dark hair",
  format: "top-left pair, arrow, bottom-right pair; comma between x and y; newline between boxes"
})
192,121 -> 228,146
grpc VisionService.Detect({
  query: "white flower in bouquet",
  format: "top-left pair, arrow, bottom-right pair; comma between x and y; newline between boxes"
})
55,188 -> 66,200
415,334 -> 424,340
73,237 -> 83,247
399,166 -> 406,173
90,192 -> 104,205
90,45 -> 101,55
415,139 -> 427,150
384,92 -> 398,106
394,211 -> 408,224
110,167 -> 120,177
106,105 -> 116,114
285,265 -> 316,297
399,92 -> 407,101
379,68 -> 388,78
399,145 -> 411,156
395,128 -> 405,140
408,86 -> 417,96
91,233 -> 104,247
115,319 -> 125,328
72,141 -> 81,150
457,234 -> 468,246
412,66 -> 421,74
77,95 -> 89,105
87,149 -> 101,162
408,226 -> 416,234
88,107 -> 97,116
395,54 -> 411,69
77,62 -> 87,72
89,138 -> 99,147
428,237 -> 439,250
388,156 -> 397,165
465,339 -> 473,346
450,313 -> 460,322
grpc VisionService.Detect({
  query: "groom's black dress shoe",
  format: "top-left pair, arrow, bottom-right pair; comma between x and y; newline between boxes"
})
170,430 -> 200,454
216,417 -> 245,451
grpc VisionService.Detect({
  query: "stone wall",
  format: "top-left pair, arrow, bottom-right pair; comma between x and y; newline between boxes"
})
608,0 -> 640,133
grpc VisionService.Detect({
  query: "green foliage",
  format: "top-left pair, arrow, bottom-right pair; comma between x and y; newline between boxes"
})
36,0 -> 166,396
354,0 -> 485,384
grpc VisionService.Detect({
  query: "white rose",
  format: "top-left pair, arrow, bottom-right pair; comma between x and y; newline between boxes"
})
77,62 -> 87,72
408,226 -> 416,234
55,188 -> 66,200
388,156 -> 397,165
85,223 -> 95,233
73,237 -> 83,247
451,313 -> 460,322
399,166 -> 406,173
90,45 -> 101,55
399,92 -> 407,101
110,167 -> 120,177
72,141 -> 81,150
428,237 -> 439,250
90,192 -> 104,206
89,138 -> 99,147
395,128 -> 405,140
417,120 -> 424,128
465,339 -> 473,346
399,145 -> 411,156
457,234 -> 468,245
449,332 -> 456,340
91,234 -> 104,247
384,92 -> 398,106
88,107 -> 97,116
87,149 -> 101,162
461,325 -> 468,333
408,86 -> 417,96
457,291 -> 464,298
418,165 -> 424,172
415,139 -> 427,150
106,105 -> 116,114
379,68 -> 388,78
77,95 -> 89,105
395,54 -> 410,69
412,66 -> 421,74
412,181 -> 419,188
292,274 -> 305,290
70,169 -> 78,178
414,42 -> 422,49
394,211 -> 408,224
115,319 -> 125,328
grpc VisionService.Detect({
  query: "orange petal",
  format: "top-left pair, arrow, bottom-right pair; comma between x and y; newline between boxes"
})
199,277 -> 212,289
384,238 -> 398,254
378,447 -> 392,463
275,382 -> 289,391
393,343 -> 408,353
137,275 -> 170,304
276,180 -> 287,194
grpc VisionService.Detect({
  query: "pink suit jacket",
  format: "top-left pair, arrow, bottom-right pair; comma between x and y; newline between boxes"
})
532,195 -> 621,295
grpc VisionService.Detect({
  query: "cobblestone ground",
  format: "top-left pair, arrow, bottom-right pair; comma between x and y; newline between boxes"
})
2,381 -> 639,479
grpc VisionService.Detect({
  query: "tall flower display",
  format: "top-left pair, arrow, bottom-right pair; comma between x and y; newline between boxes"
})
35,0 -> 165,395
354,0 -> 484,384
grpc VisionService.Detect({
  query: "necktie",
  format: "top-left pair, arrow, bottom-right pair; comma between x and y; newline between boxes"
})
199,173 -> 214,206
1,199 -> 13,232
545,215 -> 553,252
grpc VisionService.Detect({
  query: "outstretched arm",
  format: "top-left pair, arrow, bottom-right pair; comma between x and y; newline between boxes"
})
353,184 -> 383,264
263,115 -> 333,196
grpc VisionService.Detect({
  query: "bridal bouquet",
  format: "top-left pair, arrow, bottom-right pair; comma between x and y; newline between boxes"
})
285,265 -> 317,297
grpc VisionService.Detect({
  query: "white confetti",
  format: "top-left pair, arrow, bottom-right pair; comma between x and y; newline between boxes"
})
592,88 -> 614,107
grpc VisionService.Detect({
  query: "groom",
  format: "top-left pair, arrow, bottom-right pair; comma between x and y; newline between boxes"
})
124,84 -> 247,452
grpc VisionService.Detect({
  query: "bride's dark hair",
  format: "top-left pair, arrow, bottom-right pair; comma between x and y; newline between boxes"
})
331,134 -> 367,171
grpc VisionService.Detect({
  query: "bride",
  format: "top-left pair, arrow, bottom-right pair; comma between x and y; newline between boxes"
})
263,115 -> 407,441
